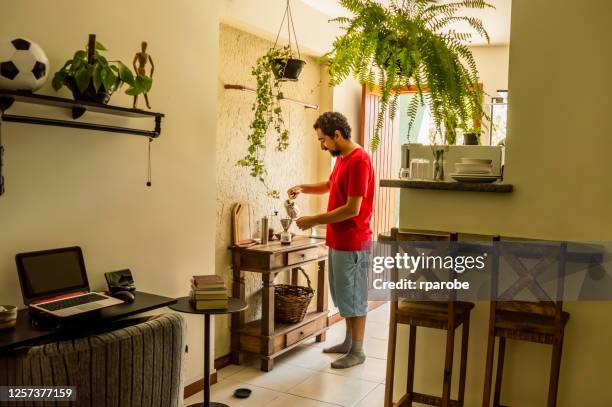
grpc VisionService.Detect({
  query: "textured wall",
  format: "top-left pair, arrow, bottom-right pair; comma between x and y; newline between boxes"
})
214,25 -> 329,357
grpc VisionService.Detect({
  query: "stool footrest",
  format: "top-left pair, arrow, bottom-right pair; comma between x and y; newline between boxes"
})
396,391 -> 463,407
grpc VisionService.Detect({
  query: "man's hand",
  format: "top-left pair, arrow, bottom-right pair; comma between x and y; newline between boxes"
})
287,185 -> 303,199
296,215 -> 319,230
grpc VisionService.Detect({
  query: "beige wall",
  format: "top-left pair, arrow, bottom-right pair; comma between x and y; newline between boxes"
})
214,24 -> 329,357
0,0 -> 221,385
0,0 -> 363,387
393,1 -> 612,405
471,45 -> 510,102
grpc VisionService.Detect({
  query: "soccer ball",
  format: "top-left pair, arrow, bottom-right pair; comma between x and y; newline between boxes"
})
0,37 -> 49,92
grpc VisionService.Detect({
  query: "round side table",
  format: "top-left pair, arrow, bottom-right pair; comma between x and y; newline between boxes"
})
170,297 -> 248,407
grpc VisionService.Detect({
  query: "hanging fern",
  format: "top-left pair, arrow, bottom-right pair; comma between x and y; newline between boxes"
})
322,0 -> 493,150
236,46 -> 292,199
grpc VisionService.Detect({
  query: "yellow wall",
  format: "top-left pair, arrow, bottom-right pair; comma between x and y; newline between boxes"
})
0,0 -> 221,385
393,1 -> 612,405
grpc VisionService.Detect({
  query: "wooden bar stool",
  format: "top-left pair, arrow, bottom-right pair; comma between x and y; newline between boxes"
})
383,228 -> 474,407
482,237 -> 569,407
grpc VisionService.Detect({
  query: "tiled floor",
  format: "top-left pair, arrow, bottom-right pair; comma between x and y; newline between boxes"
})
184,303 -> 390,406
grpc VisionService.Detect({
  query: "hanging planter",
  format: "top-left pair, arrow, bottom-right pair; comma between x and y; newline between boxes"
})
272,0 -> 306,81
272,57 -> 306,81
237,0 -> 306,198
322,0 -> 493,150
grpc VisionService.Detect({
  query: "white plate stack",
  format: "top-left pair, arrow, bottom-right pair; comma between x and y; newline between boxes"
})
451,158 -> 501,183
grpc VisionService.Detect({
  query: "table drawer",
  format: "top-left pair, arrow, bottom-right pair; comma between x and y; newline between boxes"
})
287,247 -> 325,266
285,317 -> 327,347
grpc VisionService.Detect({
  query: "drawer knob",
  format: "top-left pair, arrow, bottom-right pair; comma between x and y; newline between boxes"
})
299,331 -> 304,336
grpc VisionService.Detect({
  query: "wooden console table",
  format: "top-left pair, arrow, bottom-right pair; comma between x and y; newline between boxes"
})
230,236 -> 328,371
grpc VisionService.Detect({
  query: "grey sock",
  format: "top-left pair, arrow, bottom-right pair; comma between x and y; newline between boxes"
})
323,331 -> 352,353
330,340 -> 366,369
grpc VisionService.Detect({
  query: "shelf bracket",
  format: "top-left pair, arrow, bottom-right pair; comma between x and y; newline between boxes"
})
72,106 -> 86,120
0,96 -> 15,112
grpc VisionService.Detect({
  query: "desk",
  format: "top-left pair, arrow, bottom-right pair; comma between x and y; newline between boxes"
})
230,236 -> 328,371
0,291 -> 176,353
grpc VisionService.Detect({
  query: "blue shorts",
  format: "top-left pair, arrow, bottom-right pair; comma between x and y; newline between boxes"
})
328,248 -> 369,317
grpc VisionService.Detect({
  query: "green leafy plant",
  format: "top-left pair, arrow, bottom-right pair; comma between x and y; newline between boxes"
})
236,46 -> 292,199
322,0 -> 493,149
52,41 -> 152,97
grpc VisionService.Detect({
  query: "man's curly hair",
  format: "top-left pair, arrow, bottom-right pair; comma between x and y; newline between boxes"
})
313,112 -> 352,140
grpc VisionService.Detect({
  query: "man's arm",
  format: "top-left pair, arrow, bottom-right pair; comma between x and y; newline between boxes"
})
288,181 -> 330,198
296,196 -> 362,229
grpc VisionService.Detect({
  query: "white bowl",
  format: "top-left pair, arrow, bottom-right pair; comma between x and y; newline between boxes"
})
455,162 -> 492,173
460,158 -> 493,165
0,304 -> 17,329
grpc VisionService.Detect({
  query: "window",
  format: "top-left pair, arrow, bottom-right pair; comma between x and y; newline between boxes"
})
398,90 -> 509,146
490,90 -> 508,146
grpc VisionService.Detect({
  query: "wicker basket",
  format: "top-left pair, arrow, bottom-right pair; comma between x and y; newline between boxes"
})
274,268 -> 314,324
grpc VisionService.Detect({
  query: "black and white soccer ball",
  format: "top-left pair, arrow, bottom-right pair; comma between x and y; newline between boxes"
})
0,37 -> 49,92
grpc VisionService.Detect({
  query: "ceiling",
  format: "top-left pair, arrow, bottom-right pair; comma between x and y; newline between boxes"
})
300,0 -> 512,46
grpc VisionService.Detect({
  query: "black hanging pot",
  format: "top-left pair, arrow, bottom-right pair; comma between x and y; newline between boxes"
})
463,133 -> 479,145
272,58 -> 306,81
65,76 -> 115,104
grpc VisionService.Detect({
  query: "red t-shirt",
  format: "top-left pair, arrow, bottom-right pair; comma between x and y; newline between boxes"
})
326,147 -> 375,251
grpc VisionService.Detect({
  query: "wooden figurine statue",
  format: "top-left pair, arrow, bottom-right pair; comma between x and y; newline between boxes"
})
133,41 -> 154,109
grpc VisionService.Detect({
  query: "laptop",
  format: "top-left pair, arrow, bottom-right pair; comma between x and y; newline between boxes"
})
16,246 -> 124,318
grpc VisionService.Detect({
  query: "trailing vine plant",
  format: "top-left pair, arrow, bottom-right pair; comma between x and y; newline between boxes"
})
322,0 -> 493,149
236,46 -> 291,199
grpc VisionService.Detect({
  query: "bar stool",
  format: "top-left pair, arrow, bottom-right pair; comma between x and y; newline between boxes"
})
482,237 -> 569,407
382,228 -> 474,407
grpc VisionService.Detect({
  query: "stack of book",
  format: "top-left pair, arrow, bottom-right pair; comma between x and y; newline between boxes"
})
190,275 -> 228,310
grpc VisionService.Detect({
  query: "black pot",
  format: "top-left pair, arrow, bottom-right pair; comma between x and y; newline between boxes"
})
65,76 -> 115,104
463,133 -> 479,145
272,58 -> 306,81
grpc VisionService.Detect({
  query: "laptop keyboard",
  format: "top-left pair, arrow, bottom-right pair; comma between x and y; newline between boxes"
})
37,293 -> 108,311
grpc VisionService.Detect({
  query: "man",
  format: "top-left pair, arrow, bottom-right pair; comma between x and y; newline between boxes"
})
290,111 -> 374,369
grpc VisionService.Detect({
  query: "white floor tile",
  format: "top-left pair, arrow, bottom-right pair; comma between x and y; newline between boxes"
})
277,344 -> 339,371
184,378 -> 283,407
356,383 -> 385,407
364,337 -> 388,360
288,371 -> 378,406
312,320 -> 348,349
366,320 -> 389,340
267,393 -> 339,407
229,361 -> 315,392
216,363 -> 248,381
366,308 -> 390,324
185,307 -> 392,407
321,356 -> 387,383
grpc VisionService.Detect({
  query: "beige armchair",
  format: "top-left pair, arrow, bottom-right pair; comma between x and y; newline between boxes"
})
0,313 -> 186,407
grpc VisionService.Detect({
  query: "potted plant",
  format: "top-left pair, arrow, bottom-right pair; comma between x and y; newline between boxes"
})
236,46 -> 292,198
463,131 -> 480,145
52,35 -> 152,104
237,0 -> 308,198
322,0 -> 493,150
271,0 -> 306,81
272,56 -> 306,81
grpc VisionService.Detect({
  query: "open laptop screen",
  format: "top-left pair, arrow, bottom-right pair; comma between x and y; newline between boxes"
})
16,246 -> 89,304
